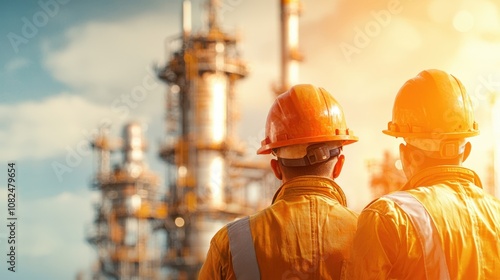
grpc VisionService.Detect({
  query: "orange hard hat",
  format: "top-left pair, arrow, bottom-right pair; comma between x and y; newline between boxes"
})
383,69 -> 479,139
257,84 -> 358,155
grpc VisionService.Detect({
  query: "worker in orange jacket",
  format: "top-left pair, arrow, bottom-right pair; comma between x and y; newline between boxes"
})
346,69 -> 500,279
199,84 -> 359,279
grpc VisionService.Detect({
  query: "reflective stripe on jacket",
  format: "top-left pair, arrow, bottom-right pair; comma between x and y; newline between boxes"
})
347,166 -> 500,280
385,191 -> 450,280
198,176 -> 358,280
227,216 -> 260,280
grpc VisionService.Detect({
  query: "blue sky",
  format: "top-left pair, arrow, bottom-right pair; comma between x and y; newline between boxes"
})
1,0 -> 500,279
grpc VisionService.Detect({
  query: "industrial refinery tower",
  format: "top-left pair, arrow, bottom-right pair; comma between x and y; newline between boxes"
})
87,0 -> 300,278
88,123 -> 166,280
275,0 -> 302,96
157,0 -> 275,278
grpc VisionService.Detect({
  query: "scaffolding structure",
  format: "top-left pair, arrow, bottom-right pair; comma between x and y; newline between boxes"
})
86,0 -> 308,278
156,0 -> 276,278
88,123 -> 167,280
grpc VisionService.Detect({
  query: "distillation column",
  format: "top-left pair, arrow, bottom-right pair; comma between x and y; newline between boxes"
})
275,0 -> 302,96
157,0 -> 268,278
88,123 -> 166,280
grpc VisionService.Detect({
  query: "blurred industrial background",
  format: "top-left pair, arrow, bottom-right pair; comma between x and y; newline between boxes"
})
87,2 -> 278,278
0,0 -> 499,279
84,1 -> 500,278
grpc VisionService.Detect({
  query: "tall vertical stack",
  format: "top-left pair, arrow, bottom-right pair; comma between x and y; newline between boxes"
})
275,0 -> 302,96
157,0 -> 275,278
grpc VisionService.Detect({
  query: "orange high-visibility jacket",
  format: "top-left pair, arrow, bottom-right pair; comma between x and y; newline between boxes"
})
346,166 -> 500,280
199,176 -> 358,280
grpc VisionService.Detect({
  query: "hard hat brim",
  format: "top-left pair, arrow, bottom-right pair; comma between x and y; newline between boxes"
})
382,129 -> 480,139
257,135 -> 358,155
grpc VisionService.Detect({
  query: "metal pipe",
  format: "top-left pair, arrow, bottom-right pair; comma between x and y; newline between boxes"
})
182,0 -> 192,38
208,0 -> 220,30
278,0 -> 301,95
123,122 -> 145,167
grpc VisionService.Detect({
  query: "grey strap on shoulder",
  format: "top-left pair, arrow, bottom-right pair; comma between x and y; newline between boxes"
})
385,191 -> 450,280
227,216 -> 260,280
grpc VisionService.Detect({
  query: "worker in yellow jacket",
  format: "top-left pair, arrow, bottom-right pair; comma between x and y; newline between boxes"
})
346,69 -> 500,279
199,84 -> 359,279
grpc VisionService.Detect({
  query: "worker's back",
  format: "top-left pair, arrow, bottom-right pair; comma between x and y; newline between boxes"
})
199,176 -> 358,279
348,163 -> 500,279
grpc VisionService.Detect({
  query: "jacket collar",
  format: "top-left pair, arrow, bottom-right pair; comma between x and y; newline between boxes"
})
272,176 -> 347,206
401,165 -> 483,191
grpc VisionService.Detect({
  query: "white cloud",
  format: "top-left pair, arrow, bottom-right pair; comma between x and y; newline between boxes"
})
0,94 -> 139,160
5,57 -> 30,72
43,10 -> 176,103
38,7 -> 172,146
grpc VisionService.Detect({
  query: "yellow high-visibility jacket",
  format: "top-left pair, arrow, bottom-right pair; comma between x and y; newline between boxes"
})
346,166 -> 500,280
199,176 -> 358,280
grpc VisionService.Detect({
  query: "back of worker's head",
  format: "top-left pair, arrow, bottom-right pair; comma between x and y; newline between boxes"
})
383,69 -> 479,178
257,84 -> 358,182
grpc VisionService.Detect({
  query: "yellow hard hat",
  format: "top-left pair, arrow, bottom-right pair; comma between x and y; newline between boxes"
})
383,69 -> 479,139
257,84 -> 358,155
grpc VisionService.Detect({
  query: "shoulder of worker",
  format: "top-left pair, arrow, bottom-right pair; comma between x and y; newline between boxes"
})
199,222 -> 235,280
359,193 -> 406,217
209,223 -> 231,253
